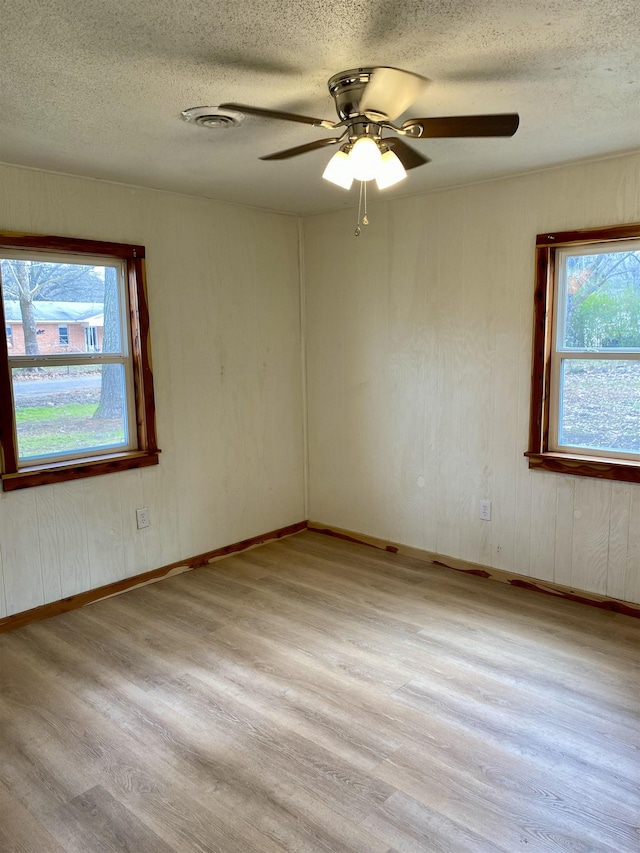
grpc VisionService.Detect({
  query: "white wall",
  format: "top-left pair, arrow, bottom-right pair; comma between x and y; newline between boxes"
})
304,153 -> 640,604
0,164 -> 306,617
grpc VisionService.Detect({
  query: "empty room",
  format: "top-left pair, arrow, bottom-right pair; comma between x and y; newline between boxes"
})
0,0 -> 639,850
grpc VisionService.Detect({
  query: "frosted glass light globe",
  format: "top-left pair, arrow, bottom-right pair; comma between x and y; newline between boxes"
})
349,137 -> 382,181
376,150 -> 407,189
322,150 -> 354,189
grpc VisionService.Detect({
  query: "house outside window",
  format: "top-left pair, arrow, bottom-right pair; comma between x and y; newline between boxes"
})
527,222 -> 640,482
5,325 -> 12,347
0,233 -> 158,491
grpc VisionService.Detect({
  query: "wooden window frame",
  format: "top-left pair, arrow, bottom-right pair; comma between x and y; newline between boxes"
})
0,232 -> 159,491
526,222 -> 640,483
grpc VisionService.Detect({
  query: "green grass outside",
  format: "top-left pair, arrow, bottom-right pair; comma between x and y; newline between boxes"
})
16,402 -> 98,423
15,402 -> 125,459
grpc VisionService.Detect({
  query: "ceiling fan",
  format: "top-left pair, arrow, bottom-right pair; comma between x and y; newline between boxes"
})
218,66 -> 519,194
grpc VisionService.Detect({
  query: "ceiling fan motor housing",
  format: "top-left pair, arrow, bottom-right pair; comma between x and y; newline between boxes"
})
328,69 -> 376,121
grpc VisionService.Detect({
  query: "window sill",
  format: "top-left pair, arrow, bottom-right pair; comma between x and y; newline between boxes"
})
1,449 -> 160,491
525,450 -> 640,483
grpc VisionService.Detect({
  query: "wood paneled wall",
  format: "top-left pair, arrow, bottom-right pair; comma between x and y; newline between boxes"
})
0,165 -> 306,617
304,153 -> 640,604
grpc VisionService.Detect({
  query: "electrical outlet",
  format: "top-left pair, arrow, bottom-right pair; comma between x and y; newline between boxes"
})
136,507 -> 150,529
479,500 -> 492,521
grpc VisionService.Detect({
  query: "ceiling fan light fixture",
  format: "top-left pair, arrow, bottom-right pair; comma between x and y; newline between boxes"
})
322,150 -> 354,190
214,66 -> 519,218
375,149 -> 407,189
349,137 -> 382,181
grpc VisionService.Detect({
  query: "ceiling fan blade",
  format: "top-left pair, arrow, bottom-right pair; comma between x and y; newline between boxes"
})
402,113 -> 520,138
219,102 -> 335,129
384,138 -> 430,170
359,67 -> 429,121
260,137 -> 342,160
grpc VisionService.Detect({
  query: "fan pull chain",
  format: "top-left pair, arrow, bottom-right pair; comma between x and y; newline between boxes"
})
355,181 -> 370,237
355,182 -> 363,236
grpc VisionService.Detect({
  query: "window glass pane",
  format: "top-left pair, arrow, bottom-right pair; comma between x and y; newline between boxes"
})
13,364 -> 129,463
0,258 -> 122,355
562,249 -> 640,349
559,359 -> 640,454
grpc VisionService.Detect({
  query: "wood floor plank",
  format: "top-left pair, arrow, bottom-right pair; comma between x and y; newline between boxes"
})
0,779 -> 67,853
362,790 -> 509,853
183,624 -> 406,768
0,530 -> 638,852
0,640 -> 288,852
50,785 -> 174,853
283,533 -> 437,584
3,614 -> 388,853
144,670 -> 396,821
393,675 -> 640,806
241,550 -> 640,716
377,740 -> 637,852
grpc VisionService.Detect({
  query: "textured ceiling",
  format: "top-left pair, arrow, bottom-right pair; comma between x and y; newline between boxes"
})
0,0 -> 638,215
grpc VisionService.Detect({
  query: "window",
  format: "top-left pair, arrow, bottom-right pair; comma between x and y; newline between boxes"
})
5,325 -> 12,347
0,233 -> 158,491
526,222 -> 640,482
85,326 -> 99,352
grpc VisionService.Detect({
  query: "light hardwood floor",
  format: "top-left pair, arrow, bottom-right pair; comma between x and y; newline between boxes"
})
0,531 -> 638,852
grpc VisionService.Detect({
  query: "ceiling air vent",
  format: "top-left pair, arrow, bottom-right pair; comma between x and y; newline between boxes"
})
181,106 -> 244,129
